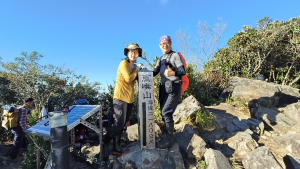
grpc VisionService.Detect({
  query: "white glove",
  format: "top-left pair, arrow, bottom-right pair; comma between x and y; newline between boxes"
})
137,63 -> 146,70
136,65 -> 142,71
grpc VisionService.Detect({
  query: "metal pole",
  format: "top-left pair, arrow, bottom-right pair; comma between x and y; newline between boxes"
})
98,106 -> 103,164
49,111 -> 70,169
36,149 -> 40,169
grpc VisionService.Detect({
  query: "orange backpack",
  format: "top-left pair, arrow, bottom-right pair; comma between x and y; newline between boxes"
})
177,52 -> 189,93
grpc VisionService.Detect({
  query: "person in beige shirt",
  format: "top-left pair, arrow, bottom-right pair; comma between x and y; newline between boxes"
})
102,43 -> 143,156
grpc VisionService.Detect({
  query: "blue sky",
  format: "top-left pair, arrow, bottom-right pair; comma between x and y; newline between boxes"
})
0,0 -> 299,89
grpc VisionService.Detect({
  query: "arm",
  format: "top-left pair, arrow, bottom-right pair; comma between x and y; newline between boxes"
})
164,54 -> 186,77
175,66 -> 186,77
120,61 -> 138,83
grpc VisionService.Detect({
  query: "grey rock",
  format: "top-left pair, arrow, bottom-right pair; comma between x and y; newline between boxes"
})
159,143 -> 185,169
225,131 -> 238,140
244,118 -> 264,135
242,147 -> 283,169
204,148 -> 232,169
173,95 -> 204,123
119,142 -> 184,169
264,131 -> 272,137
214,135 -> 221,139
255,106 -> 295,133
225,130 -> 259,161
282,102 -> 300,123
274,132 -> 300,160
244,129 -> 254,135
125,124 -> 139,142
226,131 -> 258,152
226,123 -> 241,133
219,76 -> 300,108
125,123 -> 162,142
174,124 -> 206,159
232,119 -> 250,131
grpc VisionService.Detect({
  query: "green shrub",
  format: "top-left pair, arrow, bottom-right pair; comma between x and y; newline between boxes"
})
205,17 -> 300,89
226,96 -> 248,112
180,64 -> 223,106
21,135 -> 51,169
189,109 -> 215,130
197,159 -> 207,169
22,108 -> 51,169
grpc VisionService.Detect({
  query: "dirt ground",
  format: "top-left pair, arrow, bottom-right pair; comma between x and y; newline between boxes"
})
0,141 -> 23,169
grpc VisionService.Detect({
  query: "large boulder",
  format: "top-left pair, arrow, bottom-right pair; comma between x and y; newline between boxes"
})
125,123 -> 162,142
174,124 -> 206,160
274,131 -> 300,160
204,148 -> 232,169
281,102 -> 300,123
206,103 -> 251,130
173,95 -> 205,123
125,124 -> 139,141
219,76 -> 300,108
242,147 -> 283,169
255,106 -> 295,133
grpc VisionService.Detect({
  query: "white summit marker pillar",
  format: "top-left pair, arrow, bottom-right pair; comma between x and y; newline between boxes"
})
138,69 -> 155,150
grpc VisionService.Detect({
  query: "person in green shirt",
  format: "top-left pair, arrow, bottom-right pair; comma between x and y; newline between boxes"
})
102,43 -> 143,156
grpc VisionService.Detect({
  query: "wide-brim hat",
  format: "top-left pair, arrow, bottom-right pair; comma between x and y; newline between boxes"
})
124,43 -> 142,57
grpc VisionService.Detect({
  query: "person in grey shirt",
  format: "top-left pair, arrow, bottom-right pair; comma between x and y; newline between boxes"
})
153,35 -> 186,149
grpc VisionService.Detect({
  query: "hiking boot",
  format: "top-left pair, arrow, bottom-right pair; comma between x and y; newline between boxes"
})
103,134 -> 112,156
156,122 -> 174,149
112,135 -> 129,155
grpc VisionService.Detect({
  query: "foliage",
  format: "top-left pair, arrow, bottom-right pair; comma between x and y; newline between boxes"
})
205,17 -> 300,88
189,109 -> 215,130
98,82 -> 115,112
230,159 -> 244,169
145,57 -> 163,125
21,135 -> 51,169
197,159 -> 207,169
27,109 -> 40,126
22,109 -> 51,169
226,96 -> 247,110
0,51 -> 102,117
0,75 -> 19,105
179,64 -> 223,106
0,51 -> 75,113
51,81 -> 101,109
175,20 -> 227,106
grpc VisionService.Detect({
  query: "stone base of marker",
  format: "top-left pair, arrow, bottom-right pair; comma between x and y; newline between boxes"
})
109,142 -> 185,169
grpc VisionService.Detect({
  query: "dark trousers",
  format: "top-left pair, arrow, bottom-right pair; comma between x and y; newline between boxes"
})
107,99 -> 133,137
10,126 -> 27,159
159,83 -> 181,123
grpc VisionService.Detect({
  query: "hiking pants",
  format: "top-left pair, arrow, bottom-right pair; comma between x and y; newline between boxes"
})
107,99 -> 133,137
10,126 -> 27,159
159,83 -> 181,123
